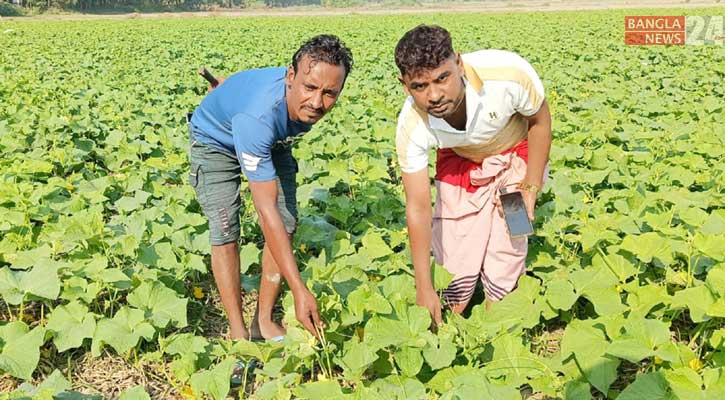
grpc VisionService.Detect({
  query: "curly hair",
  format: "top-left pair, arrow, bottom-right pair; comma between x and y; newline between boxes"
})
395,25 -> 454,77
292,34 -> 354,79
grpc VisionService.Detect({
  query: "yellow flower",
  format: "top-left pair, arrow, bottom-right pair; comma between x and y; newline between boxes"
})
193,286 -> 204,299
654,356 -> 663,365
181,385 -> 195,398
689,358 -> 703,371
615,284 -> 623,293
299,243 -> 307,253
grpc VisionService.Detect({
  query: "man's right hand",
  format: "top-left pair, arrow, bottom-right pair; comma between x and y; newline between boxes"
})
417,287 -> 443,327
293,288 -> 324,337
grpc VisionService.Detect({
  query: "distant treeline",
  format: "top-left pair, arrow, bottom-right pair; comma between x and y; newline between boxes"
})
0,0 -> 449,12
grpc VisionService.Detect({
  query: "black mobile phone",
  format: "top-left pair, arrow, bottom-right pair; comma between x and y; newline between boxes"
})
198,67 -> 219,87
500,189 -> 534,238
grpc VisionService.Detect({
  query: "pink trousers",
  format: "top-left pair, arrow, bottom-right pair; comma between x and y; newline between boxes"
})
432,152 -> 531,304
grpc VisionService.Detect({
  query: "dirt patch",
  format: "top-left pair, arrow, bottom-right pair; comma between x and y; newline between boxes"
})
6,0 -> 721,21
72,352 -> 179,399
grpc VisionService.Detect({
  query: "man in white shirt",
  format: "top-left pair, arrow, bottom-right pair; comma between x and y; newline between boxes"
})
394,25 -> 552,324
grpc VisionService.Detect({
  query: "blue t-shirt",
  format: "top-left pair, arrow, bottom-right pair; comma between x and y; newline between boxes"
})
190,67 -> 311,182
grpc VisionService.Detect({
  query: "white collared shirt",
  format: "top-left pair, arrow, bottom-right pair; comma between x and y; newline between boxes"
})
395,49 -> 545,173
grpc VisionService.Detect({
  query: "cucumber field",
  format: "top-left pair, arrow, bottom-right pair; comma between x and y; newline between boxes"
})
0,7 -> 724,399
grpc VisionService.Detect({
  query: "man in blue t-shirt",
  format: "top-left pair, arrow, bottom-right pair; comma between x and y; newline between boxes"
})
188,35 -> 353,344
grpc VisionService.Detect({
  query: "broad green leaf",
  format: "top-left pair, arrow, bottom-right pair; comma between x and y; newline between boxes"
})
239,242 -> 261,274
359,230 -> 393,260
46,301 -> 97,352
618,372 -> 674,400
162,333 -> 209,356
431,262 -> 454,291
92,307 -> 155,356
0,322 -> 46,380
671,285 -> 716,322
606,319 -> 672,363
118,386 -> 151,400
620,232 -> 674,265
395,346 -> 423,377
127,281 -> 188,328
545,278 -> 579,311
20,262 -> 61,301
292,380 -> 345,399
422,335 -> 457,371
190,357 -> 235,400
336,338 -> 377,381
561,319 -> 619,394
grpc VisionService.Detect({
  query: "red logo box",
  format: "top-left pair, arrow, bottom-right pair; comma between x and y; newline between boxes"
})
625,16 -> 685,45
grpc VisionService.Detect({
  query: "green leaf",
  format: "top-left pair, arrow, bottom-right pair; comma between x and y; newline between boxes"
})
190,357 -> 235,400
693,233 -> 725,260
606,319 -> 672,363
671,285 -> 716,322
239,242 -> 261,274
46,300 -> 97,352
422,335 -> 457,371
20,262 -> 61,300
561,319 -> 619,394
92,307 -> 155,356
347,282 -> 391,314
545,278 -> 579,311
618,372 -> 674,400
127,281 -> 188,328
664,368 -> 706,400
162,333 -> 209,356
395,346 -> 423,377
118,385 -> 151,400
431,262 -> 454,291
293,380 -> 345,399
10,245 -> 52,270
705,265 -> 725,296
564,380 -> 592,400
336,338 -> 377,381
487,334 -> 543,386
593,251 -> 639,282
0,266 -> 24,305
359,231 -> 393,260
620,232 -> 674,265
115,190 -> 151,213
371,376 -> 426,399
0,322 -> 46,380
570,264 -> 626,316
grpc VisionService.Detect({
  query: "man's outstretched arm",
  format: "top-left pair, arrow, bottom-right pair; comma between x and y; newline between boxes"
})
520,99 -> 552,220
248,180 -> 323,336
402,168 -> 442,326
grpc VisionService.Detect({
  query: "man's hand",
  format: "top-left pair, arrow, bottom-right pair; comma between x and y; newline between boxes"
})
520,189 -> 537,221
293,288 -> 324,337
208,76 -> 226,92
417,287 -> 443,327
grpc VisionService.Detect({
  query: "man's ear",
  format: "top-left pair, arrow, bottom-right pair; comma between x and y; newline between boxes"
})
455,53 -> 464,75
398,76 -> 411,96
286,65 -> 295,87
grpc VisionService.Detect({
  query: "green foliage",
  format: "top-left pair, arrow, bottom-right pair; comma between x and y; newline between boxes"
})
1,7 -> 723,398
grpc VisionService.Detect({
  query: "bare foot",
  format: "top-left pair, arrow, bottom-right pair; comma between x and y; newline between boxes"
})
250,317 -> 286,340
230,325 -> 250,341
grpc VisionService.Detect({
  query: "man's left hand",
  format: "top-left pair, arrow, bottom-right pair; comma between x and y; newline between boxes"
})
520,189 -> 537,221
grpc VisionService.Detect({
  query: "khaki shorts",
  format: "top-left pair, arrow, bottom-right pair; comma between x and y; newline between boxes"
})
188,123 -> 298,246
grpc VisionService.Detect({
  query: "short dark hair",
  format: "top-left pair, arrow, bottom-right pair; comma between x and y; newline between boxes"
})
395,25 -> 454,77
292,34 -> 354,79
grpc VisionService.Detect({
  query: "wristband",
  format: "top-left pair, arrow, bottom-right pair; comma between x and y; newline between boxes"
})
518,182 -> 541,193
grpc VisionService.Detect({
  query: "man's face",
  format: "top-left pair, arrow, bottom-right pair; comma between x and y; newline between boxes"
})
399,54 -> 466,119
286,55 -> 346,125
